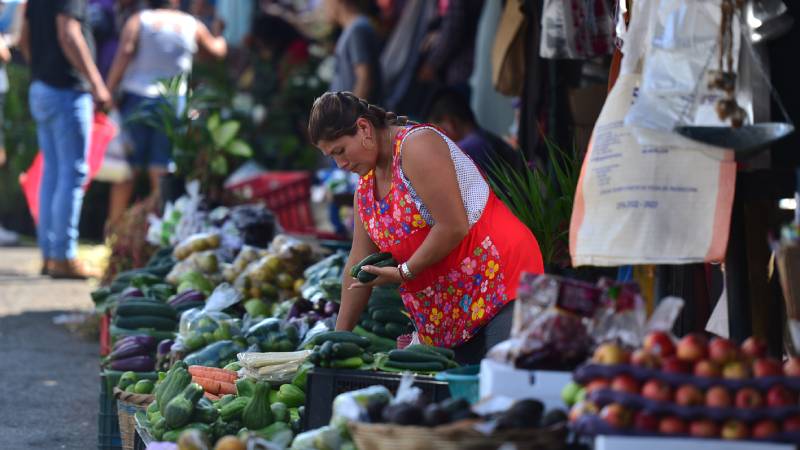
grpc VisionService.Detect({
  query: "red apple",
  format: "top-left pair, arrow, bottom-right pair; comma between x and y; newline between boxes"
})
643,331 -> 676,358
767,384 -> 796,407
741,336 -> 768,359
633,411 -> 659,432
593,342 -> 629,365
611,374 -> 640,394
675,384 -> 704,407
721,419 -> 749,440
753,357 -> 784,378
642,379 -> 673,403
689,419 -> 720,438
694,360 -> 721,378
676,333 -> 709,363
722,360 -> 751,380
784,357 -> 800,377
709,337 -> 739,364
662,356 -> 692,374
783,415 -> 800,432
600,403 -> 632,429
706,385 -> 733,408
752,419 -> 780,439
585,378 -> 610,393
658,415 -> 687,435
735,387 -> 764,408
630,349 -> 661,369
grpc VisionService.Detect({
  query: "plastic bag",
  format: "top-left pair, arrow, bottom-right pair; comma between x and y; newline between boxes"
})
165,250 -> 222,286
173,232 -> 222,260
183,339 -> 245,367
237,350 -> 312,383
224,246 -> 266,282
539,0 -> 615,59
245,317 -> 300,352
329,385 -> 392,430
588,280 -> 648,349
624,0 -> 745,133
176,284 -> 243,351
290,426 -> 345,450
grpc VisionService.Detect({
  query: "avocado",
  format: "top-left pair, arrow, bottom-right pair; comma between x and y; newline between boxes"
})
366,397 -> 389,423
423,404 -> 451,427
497,399 -> 544,429
541,409 -> 568,427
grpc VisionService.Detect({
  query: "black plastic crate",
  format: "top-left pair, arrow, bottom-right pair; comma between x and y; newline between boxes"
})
98,373 -> 122,450
303,368 -> 451,430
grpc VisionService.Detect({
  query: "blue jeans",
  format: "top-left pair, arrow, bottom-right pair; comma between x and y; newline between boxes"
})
29,81 -> 93,260
119,92 -> 176,169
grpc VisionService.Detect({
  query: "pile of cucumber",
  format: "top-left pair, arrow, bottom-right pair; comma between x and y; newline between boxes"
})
114,297 -> 178,332
381,344 -> 459,372
307,331 -> 374,370
350,252 -> 397,283
358,288 -> 414,341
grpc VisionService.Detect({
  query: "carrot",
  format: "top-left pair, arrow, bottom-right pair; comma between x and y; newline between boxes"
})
204,392 -> 220,401
193,375 -> 237,395
188,365 -> 238,383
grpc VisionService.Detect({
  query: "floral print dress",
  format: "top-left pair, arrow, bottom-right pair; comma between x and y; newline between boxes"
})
356,125 -> 544,348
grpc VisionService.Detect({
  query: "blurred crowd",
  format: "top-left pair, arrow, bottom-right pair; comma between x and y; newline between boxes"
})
0,0 -> 524,277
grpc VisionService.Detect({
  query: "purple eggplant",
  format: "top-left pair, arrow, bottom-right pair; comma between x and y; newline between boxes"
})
106,341 -> 153,362
120,286 -> 144,299
156,339 -> 174,359
109,354 -> 155,371
168,289 -> 206,307
323,301 -> 339,316
112,335 -> 157,352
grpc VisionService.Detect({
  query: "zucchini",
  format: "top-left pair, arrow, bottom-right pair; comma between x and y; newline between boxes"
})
388,349 -> 450,365
352,325 -> 397,353
350,252 -> 394,278
331,342 -> 364,359
114,315 -> 178,331
405,344 -> 455,360
116,302 -> 177,320
371,309 -> 410,325
360,319 -> 377,331
356,258 -> 398,283
311,331 -> 370,348
384,360 -> 445,372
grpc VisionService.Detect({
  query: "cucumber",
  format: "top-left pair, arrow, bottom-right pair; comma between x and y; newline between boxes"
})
405,344 -> 455,360
356,258 -> 398,283
384,360 -> 445,372
350,252 -> 394,278
388,349 -> 451,365
360,319 -> 377,331
352,325 -> 397,352
383,322 -> 407,339
114,315 -> 178,331
320,341 -> 334,360
116,302 -> 177,320
332,342 -> 364,359
311,331 -> 371,348
371,322 -> 388,338
371,309 -> 410,325
330,356 -> 364,369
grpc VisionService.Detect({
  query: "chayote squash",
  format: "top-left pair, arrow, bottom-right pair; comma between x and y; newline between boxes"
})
164,382 -> 204,428
190,397 -> 219,424
242,382 -> 273,430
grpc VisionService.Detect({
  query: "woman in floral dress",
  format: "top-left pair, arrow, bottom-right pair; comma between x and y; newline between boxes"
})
308,91 -> 543,364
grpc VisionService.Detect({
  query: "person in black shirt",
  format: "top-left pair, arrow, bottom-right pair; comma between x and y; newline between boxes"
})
426,87 -> 525,187
19,0 -> 111,279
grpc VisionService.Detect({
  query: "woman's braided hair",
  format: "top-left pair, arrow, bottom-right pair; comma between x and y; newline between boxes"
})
308,91 -> 413,145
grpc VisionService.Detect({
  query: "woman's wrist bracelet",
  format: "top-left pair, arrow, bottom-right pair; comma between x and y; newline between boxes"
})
399,262 -> 415,280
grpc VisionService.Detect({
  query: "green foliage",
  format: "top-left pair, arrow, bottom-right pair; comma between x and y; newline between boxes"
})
0,64 -> 38,224
487,137 -> 581,268
128,73 -> 251,191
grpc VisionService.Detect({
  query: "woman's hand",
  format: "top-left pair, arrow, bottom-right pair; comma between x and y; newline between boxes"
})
348,264 -> 403,289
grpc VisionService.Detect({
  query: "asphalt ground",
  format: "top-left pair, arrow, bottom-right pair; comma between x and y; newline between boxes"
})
0,246 -> 98,449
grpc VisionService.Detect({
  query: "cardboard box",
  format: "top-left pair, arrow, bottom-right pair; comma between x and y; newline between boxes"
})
595,435 -> 794,450
479,359 -> 572,411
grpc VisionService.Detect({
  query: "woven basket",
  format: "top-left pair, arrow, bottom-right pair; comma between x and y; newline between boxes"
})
348,420 -> 566,450
113,387 -> 155,450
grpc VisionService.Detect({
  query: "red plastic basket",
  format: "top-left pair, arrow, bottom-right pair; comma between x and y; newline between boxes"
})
227,171 -> 316,232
